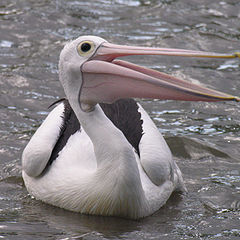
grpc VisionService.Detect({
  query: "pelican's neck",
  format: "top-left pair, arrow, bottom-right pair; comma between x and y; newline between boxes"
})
67,97 -> 149,218
68,97 -> 132,167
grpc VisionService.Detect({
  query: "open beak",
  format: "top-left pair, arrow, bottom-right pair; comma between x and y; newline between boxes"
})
81,42 -> 240,106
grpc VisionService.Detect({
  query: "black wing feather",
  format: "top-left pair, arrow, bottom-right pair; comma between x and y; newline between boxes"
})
47,99 -> 81,167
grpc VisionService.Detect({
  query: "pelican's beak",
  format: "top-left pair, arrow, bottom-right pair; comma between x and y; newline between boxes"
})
81,42 -> 240,106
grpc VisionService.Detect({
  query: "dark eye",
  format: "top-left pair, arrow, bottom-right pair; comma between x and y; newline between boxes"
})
81,42 -> 91,52
77,41 -> 95,56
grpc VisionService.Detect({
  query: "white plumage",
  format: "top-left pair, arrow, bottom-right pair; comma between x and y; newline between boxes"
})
23,100 -> 185,219
22,36 -> 239,219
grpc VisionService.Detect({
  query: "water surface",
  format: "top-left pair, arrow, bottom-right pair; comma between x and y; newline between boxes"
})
0,0 -> 240,239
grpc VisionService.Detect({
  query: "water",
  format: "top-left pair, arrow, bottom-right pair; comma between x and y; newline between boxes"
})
0,0 -> 240,239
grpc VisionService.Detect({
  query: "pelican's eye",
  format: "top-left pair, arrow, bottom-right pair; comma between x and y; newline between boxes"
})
77,41 -> 95,56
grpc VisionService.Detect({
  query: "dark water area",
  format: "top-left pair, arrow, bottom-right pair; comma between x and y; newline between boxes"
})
0,0 -> 240,239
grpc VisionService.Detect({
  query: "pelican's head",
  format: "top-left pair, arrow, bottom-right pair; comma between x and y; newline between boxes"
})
59,36 -> 107,111
59,35 -> 239,112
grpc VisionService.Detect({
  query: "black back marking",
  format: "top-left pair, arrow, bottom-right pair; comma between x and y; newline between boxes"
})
100,99 -> 143,156
46,98 -> 143,170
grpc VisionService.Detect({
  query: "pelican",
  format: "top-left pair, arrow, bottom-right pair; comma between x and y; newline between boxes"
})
22,36 -> 239,219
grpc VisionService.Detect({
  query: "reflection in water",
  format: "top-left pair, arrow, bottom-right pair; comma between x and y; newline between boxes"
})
0,0 -> 240,239
18,190 -> 184,239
